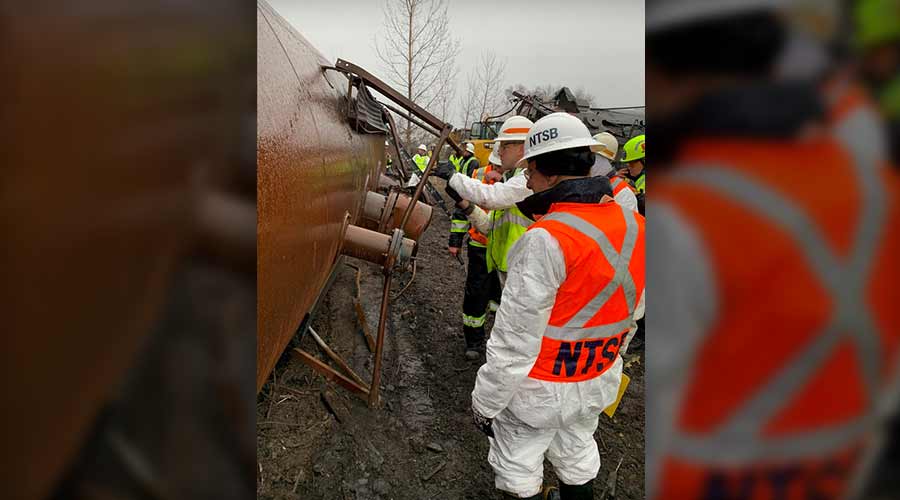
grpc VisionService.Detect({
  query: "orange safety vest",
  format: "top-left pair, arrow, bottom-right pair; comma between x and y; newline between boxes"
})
526,202 -> 646,382
653,134 -> 900,499
467,165 -> 495,246
610,176 -> 632,197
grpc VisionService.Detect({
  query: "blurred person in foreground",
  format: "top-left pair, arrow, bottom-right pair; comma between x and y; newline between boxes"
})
2,1 -> 257,498
470,113 -> 645,499
646,1 -> 900,499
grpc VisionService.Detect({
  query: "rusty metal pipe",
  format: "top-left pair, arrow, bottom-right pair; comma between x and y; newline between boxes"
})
291,348 -> 370,396
341,224 -> 415,268
383,110 -> 411,180
360,191 -> 432,241
367,272 -> 393,407
341,225 -> 391,265
391,192 -> 432,240
307,327 -> 370,390
362,191 -> 387,222
381,101 -> 441,137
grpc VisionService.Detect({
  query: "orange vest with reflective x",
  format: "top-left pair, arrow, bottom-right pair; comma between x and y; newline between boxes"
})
527,202 -> 646,382
653,135 -> 900,499
468,165 -> 495,246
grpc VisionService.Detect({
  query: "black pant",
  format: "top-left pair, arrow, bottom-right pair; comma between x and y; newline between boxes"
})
463,244 -> 501,349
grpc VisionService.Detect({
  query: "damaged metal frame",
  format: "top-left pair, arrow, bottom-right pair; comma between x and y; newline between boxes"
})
292,59 -> 459,408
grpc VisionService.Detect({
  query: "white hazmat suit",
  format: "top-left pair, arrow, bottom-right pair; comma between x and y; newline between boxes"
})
471,226 -> 645,497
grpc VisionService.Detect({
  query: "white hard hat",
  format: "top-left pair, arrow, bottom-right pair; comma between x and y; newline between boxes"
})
488,142 -> 501,166
647,0 -> 782,33
494,115 -> 534,142
465,142 -> 475,154
515,112 -> 599,168
591,132 -> 618,160
417,144 -> 427,151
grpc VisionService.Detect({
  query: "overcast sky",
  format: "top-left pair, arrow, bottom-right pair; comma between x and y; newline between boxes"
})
267,0 -> 644,124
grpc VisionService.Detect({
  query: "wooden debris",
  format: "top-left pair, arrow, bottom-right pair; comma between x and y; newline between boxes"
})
423,461 -> 446,481
320,389 -> 351,423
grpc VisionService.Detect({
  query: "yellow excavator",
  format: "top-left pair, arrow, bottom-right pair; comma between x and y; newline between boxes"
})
452,119 -> 504,167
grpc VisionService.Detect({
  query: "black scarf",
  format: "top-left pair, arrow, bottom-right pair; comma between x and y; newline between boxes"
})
653,80 -> 826,166
516,176 -> 613,220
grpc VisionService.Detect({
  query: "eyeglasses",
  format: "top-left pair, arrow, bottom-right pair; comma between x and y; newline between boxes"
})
523,168 -> 533,180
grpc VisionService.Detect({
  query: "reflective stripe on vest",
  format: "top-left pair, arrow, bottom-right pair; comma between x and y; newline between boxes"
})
526,204 -> 645,383
486,205 -> 533,273
634,172 -> 645,193
652,128 -> 898,498
665,162 -> 889,460
472,165 -> 494,183
461,156 -> 476,175
468,165 -> 495,246
611,176 -> 630,197
463,312 -> 487,328
450,219 -> 469,233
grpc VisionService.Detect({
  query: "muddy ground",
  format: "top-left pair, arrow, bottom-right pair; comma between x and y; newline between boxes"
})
257,184 -> 645,499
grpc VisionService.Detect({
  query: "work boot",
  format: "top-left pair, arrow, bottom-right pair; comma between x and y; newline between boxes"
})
558,480 -> 592,500
465,342 -> 486,361
464,327 -> 486,360
464,330 -> 486,360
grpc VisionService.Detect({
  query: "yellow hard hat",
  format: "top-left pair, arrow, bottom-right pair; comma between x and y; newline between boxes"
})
621,134 -> 645,163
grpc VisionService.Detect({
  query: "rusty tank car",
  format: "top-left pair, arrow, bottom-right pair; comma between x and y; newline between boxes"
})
257,0 -> 435,399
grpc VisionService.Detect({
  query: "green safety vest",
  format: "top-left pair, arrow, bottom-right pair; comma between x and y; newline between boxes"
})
449,154 -> 462,172
485,169 -> 533,273
413,154 -> 430,172
486,204 -> 533,273
635,172 -> 646,194
460,156 -> 477,176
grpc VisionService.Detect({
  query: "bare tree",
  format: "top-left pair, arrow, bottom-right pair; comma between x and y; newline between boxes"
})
458,71 -> 478,131
435,60 -> 458,122
374,0 -> 461,148
457,50 -> 507,132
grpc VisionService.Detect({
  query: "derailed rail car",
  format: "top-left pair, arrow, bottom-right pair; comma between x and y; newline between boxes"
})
257,0 -> 432,393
